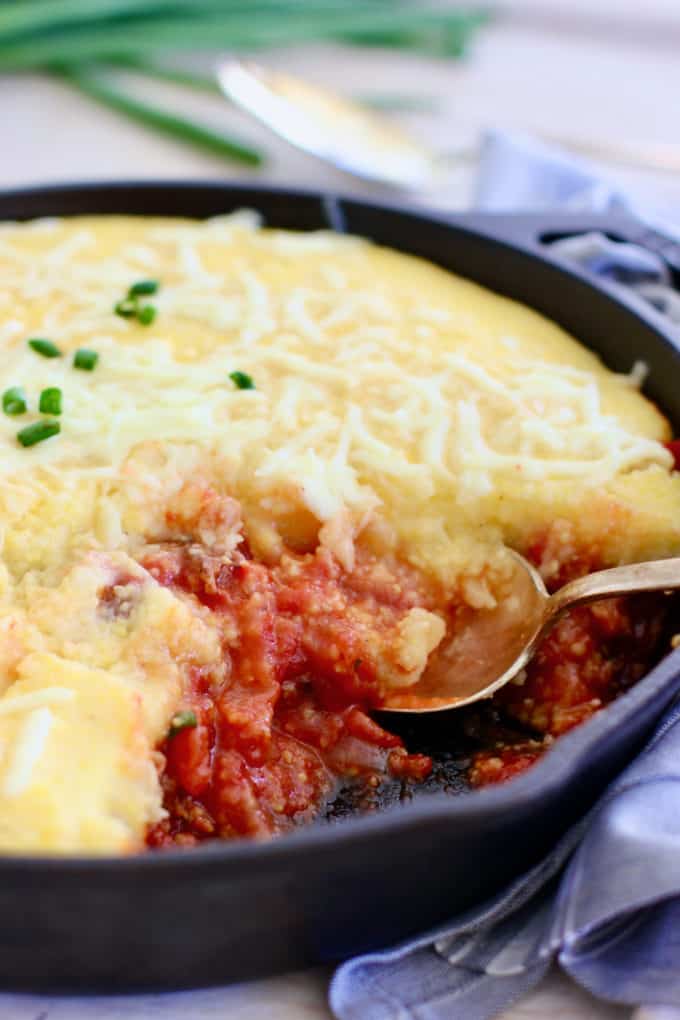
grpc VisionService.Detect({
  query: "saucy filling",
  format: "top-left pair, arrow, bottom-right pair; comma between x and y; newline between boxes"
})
143,516 -> 670,848
470,528 -> 669,785
470,593 -> 667,785
145,541 -> 436,846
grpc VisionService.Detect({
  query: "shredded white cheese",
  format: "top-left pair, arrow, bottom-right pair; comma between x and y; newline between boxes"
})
0,688 -> 75,716
3,707 -> 53,797
0,214 -> 671,512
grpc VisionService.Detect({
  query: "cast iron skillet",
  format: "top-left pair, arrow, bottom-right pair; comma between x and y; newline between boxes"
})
1,181 -> 680,991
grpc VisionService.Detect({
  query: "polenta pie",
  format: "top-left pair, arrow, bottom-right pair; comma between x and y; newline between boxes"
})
0,212 -> 678,853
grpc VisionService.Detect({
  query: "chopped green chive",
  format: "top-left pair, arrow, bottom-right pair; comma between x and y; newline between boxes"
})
114,298 -> 136,318
17,419 -> 60,448
39,387 -> 62,415
2,387 -> 27,416
167,709 -> 197,739
128,279 -> 159,298
28,338 -> 60,358
229,371 -> 255,390
115,281 -> 160,325
137,304 -> 157,326
74,348 -> 98,371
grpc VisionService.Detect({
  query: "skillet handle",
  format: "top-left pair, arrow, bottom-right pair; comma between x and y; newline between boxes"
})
453,211 -> 680,289
623,222 -> 680,284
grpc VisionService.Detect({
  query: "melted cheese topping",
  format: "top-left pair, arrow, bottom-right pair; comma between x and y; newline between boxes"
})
0,212 -> 679,854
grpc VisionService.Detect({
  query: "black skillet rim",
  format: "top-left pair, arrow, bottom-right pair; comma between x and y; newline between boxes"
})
1,177 -> 679,873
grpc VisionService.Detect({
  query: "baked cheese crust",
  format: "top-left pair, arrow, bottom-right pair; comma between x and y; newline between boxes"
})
0,213 -> 678,853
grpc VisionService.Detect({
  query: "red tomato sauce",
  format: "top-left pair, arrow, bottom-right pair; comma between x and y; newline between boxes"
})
664,439 -> 680,471
470,531 -> 669,788
145,543 -> 434,846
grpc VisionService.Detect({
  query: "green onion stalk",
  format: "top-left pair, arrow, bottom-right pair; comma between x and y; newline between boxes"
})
0,2 -> 489,168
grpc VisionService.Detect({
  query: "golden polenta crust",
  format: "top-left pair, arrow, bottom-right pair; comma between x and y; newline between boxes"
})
0,213 -> 677,853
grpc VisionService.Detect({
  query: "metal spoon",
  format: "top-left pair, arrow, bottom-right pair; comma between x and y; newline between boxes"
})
380,552 -> 680,713
218,60 -> 441,190
217,60 -> 680,191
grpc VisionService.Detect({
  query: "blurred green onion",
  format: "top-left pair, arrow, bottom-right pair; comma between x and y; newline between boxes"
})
0,2 -> 489,168
58,65 -> 264,166
110,56 -> 221,94
356,93 -> 440,113
0,4 -> 489,71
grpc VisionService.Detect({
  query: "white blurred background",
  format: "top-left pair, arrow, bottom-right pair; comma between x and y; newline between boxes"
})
3,0 -> 679,215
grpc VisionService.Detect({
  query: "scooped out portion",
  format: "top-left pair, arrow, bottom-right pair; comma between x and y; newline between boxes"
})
142,492 -> 446,845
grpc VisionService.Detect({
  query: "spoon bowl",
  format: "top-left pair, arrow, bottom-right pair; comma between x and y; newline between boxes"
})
381,552 -> 680,714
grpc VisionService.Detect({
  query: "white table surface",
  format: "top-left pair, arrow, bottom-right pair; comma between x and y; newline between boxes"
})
2,3 -> 680,1017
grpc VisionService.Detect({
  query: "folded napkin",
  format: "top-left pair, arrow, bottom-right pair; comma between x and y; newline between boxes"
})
476,129 -> 680,329
330,131 -> 680,1020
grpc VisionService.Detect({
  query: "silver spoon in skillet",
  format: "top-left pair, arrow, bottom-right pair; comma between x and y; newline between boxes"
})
381,552 -> 680,713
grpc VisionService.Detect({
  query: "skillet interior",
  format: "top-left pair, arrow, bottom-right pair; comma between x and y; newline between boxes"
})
0,181 -> 679,990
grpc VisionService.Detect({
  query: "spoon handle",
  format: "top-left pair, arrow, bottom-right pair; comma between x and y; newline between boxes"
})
548,557 -> 680,618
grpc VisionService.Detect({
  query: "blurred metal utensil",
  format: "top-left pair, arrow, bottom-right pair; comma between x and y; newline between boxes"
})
217,60 -> 680,190
217,60 -> 448,190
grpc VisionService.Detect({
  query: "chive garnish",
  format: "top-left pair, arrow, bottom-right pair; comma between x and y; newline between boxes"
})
28,338 -> 61,358
128,279 -> 159,298
137,304 -> 156,326
114,299 -> 136,319
2,387 -> 27,416
17,420 -> 60,447
229,371 -> 255,390
167,709 -> 197,739
74,348 -> 98,371
39,387 -> 62,415
115,281 -> 160,324
58,68 -> 264,169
